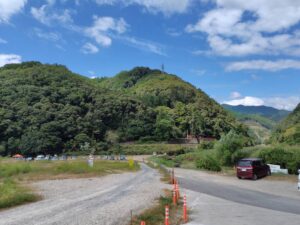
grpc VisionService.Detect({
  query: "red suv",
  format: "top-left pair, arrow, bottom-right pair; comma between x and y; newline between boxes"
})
236,158 -> 271,180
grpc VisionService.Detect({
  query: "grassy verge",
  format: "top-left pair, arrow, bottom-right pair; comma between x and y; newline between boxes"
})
130,190 -> 184,225
0,178 -> 40,210
0,160 -> 139,181
121,143 -> 196,155
0,159 -> 140,209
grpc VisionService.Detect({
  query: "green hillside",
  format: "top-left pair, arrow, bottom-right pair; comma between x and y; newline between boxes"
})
0,63 -> 249,156
272,103 -> 300,144
222,104 -> 290,122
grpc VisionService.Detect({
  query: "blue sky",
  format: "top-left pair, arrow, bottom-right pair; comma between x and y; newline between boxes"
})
0,0 -> 300,110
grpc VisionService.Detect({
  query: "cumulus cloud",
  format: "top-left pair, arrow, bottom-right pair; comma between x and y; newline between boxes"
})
224,96 -> 264,107
223,95 -> 300,110
81,42 -> 99,54
31,3 -> 74,26
0,38 -> 7,44
0,54 -> 22,67
186,0 -> 300,57
118,36 -> 166,56
94,0 -> 192,15
230,91 -> 242,99
0,0 -> 27,23
85,16 -> 128,47
263,96 -> 300,111
33,28 -> 62,42
226,60 -> 300,72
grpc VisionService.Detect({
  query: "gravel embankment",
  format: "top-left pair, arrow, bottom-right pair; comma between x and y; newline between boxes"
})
0,164 -> 165,225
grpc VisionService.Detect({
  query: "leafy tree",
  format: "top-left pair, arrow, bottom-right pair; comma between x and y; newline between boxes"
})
216,130 -> 245,166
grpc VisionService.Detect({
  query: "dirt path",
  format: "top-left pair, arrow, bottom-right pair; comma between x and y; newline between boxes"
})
0,164 -> 164,225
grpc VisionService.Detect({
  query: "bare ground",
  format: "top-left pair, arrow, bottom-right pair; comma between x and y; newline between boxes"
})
0,164 -> 165,225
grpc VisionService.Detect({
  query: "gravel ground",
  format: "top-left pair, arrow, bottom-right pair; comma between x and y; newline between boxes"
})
0,164 -> 165,225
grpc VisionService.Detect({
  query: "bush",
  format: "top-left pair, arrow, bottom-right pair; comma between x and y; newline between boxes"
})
216,130 -> 244,166
251,146 -> 300,174
195,155 -> 221,172
0,178 -> 39,209
199,141 -> 215,150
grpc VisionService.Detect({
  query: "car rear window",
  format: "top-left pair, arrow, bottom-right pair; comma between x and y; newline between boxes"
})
238,160 -> 252,167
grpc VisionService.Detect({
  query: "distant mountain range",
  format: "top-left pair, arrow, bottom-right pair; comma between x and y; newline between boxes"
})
222,104 -> 290,122
222,104 -> 291,144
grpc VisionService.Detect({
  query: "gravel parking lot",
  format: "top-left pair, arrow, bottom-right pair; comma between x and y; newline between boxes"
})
0,164 -> 165,225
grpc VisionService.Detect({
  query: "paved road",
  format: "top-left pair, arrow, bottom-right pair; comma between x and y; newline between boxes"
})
0,164 -> 163,225
179,177 -> 300,215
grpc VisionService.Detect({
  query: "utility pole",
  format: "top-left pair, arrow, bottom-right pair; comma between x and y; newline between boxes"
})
161,63 -> 165,73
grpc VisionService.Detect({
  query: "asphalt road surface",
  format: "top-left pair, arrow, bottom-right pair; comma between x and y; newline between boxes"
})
175,168 -> 300,225
179,176 -> 300,215
0,164 -> 164,225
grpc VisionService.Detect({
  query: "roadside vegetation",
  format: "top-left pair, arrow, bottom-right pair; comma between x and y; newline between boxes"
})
149,130 -> 300,175
130,191 -> 183,225
121,143 -> 196,155
0,159 -> 139,209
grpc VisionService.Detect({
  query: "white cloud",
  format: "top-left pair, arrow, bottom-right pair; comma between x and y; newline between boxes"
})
0,0 -> 27,23
187,0 -> 300,56
81,42 -> 99,54
166,28 -> 181,37
94,0 -> 192,15
223,95 -> 300,110
31,3 -> 73,26
224,96 -> 264,107
0,54 -> 22,67
230,91 -> 242,99
0,38 -> 7,44
263,96 -> 300,111
33,28 -> 62,42
191,69 -> 206,76
85,16 -> 128,47
226,60 -> 300,72
118,36 -> 166,56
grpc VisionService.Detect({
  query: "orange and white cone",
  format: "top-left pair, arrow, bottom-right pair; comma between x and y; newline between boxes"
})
165,205 -> 169,225
183,194 -> 188,223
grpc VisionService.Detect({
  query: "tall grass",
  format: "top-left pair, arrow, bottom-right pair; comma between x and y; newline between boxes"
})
0,160 -> 139,180
0,178 -> 40,209
0,159 -> 140,210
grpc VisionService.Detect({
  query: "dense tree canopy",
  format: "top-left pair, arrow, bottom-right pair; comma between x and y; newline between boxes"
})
0,62 -> 250,156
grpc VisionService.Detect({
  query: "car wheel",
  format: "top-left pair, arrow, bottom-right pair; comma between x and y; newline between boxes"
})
252,174 -> 258,180
238,176 -> 241,179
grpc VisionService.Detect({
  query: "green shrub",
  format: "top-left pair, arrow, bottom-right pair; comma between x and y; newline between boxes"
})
0,163 -> 32,178
199,141 -> 215,150
195,155 -> 221,172
0,178 -> 39,209
215,130 -> 244,166
251,146 -> 300,174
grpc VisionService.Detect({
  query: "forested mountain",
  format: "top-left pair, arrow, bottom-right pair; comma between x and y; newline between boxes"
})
272,103 -> 300,144
0,62 -> 249,156
222,104 -> 290,122
222,104 -> 290,143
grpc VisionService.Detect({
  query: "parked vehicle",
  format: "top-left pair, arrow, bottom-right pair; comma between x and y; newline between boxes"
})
120,155 -> 126,160
236,158 -> 271,180
35,155 -> 45,160
26,157 -> 33,161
